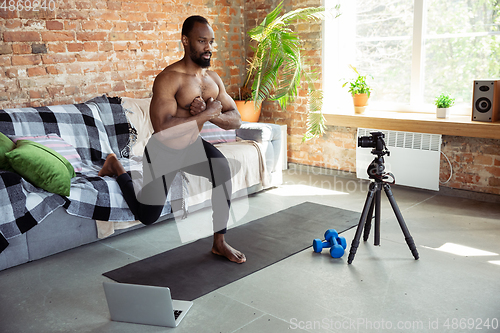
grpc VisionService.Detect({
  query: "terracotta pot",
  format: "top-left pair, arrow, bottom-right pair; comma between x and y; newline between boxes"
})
352,93 -> 369,114
352,93 -> 369,106
235,100 -> 262,122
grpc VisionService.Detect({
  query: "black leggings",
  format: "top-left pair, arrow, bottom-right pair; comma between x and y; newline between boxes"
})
116,138 -> 231,234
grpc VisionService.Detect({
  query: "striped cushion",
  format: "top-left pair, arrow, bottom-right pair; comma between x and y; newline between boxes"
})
10,134 -> 83,172
200,122 -> 236,144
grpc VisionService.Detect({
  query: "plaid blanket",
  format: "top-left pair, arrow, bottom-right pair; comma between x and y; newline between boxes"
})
0,95 -> 174,253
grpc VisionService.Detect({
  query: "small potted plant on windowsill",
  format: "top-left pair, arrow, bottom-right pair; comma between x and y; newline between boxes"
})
342,65 -> 372,114
435,93 -> 455,118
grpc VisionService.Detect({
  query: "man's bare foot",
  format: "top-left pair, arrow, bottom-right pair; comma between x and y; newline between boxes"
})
212,233 -> 246,264
98,153 -> 126,177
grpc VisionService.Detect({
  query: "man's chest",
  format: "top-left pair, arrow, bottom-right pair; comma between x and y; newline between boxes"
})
175,75 -> 220,109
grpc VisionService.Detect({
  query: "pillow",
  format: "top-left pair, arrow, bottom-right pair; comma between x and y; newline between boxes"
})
10,134 -> 83,172
5,140 -> 75,196
200,122 -> 236,144
0,132 -> 16,172
121,97 -> 154,156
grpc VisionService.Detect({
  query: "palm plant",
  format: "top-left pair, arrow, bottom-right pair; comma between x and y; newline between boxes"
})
242,1 -> 340,141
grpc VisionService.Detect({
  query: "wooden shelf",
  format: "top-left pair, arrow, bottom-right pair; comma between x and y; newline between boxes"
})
324,110 -> 500,140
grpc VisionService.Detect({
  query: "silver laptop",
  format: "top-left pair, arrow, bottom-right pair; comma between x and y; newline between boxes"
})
103,282 -> 193,327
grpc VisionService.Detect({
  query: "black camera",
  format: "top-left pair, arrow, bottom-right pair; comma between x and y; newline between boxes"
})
359,131 -> 391,180
358,131 -> 387,153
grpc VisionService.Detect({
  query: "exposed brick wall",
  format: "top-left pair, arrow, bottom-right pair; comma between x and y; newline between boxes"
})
440,136 -> 500,195
287,123 -> 500,196
2,0 -> 499,197
0,0 -> 246,108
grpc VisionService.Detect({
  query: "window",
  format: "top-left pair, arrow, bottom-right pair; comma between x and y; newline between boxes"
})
323,0 -> 500,114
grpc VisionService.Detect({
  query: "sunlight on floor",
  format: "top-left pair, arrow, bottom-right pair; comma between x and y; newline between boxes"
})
267,184 -> 349,196
488,260 -> 500,266
423,242 -> 499,257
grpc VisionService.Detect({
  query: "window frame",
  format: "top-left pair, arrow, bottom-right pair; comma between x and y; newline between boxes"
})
322,0 -> 500,116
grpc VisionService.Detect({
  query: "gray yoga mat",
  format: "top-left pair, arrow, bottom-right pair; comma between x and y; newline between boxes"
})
103,202 -> 359,301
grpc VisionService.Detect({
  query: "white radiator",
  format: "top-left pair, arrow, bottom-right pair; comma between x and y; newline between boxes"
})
356,128 -> 442,191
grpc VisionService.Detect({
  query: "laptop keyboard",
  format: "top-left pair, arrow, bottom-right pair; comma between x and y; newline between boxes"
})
174,310 -> 183,320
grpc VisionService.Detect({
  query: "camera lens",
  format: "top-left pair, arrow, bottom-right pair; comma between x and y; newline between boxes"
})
358,136 -> 374,148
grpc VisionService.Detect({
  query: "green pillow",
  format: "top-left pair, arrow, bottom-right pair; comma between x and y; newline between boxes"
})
0,132 -> 16,172
5,140 -> 75,196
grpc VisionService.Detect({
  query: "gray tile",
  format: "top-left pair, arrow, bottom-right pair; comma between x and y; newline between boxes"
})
234,314 -> 309,333
217,225 -> 500,331
176,292 -> 265,333
1,171 -> 500,333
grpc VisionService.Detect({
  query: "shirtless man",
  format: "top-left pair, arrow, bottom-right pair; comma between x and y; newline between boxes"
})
99,15 -> 246,263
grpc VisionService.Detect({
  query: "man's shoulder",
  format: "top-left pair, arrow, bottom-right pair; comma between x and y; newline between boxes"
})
154,66 -> 185,90
206,69 -> 219,77
157,65 -> 185,80
206,70 -> 223,84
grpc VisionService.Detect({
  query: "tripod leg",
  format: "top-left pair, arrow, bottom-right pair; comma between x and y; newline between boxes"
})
348,182 -> 378,264
362,197 -> 375,241
383,184 -> 419,260
374,186 -> 381,246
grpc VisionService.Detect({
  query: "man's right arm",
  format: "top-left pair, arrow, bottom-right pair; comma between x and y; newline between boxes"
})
149,72 -> 222,133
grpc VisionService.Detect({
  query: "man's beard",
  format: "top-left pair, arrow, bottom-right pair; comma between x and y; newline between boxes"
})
190,50 -> 211,68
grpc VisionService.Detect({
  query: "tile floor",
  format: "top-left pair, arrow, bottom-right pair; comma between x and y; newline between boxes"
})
1,166 -> 499,333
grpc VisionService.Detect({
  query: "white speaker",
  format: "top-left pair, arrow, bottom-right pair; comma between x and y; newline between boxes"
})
472,80 -> 500,122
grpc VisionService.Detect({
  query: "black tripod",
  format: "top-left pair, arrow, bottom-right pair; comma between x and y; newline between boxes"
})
347,133 -> 419,264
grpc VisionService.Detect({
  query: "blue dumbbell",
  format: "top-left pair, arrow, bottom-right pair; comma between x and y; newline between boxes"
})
328,230 -> 347,258
312,229 -> 347,258
313,229 -> 336,253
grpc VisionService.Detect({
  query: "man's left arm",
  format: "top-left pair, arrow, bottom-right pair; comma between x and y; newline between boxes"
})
208,72 -> 242,130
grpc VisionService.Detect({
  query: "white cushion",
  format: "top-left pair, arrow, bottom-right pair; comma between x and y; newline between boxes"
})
121,97 -> 153,156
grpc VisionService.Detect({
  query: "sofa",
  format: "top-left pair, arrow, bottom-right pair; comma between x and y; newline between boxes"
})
0,95 -> 284,271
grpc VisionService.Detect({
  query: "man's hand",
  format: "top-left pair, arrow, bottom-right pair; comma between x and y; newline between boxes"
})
190,96 -> 206,116
206,97 -> 222,117
198,97 -> 222,121
190,97 -> 222,119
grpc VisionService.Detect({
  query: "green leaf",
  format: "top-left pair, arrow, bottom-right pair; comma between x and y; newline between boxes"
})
244,1 -> 340,141
435,93 -> 455,108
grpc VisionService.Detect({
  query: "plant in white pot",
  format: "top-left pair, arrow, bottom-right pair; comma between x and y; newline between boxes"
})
435,93 -> 455,118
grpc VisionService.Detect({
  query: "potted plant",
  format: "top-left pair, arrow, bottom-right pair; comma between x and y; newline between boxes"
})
237,1 -> 339,140
435,93 -> 455,118
342,65 -> 372,114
